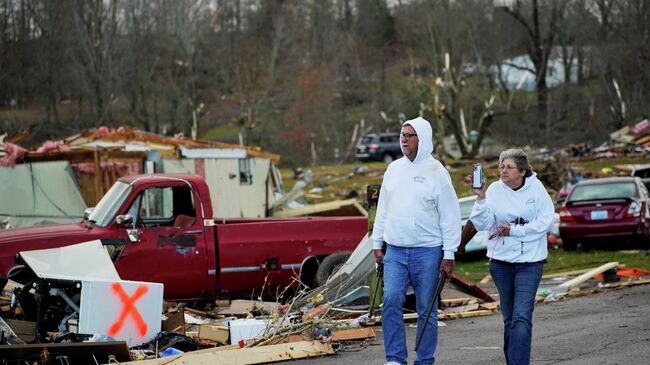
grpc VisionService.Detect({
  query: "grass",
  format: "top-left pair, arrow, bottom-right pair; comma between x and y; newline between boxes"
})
456,249 -> 650,283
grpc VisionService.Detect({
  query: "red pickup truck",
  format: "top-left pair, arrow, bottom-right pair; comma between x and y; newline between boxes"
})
0,174 -> 367,300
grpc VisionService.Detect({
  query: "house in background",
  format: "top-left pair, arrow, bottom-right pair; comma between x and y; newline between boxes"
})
0,127 -> 283,228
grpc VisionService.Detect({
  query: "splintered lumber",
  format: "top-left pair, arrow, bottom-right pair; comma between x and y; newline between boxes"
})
3,319 -> 36,343
198,324 -> 229,344
376,310 -> 494,323
111,340 -> 335,365
441,303 -> 480,314
217,300 -> 278,316
440,298 -> 476,307
162,309 -> 185,334
332,327 -> 375,341
438,310 -> 494,320
480,301 -> 500,311
558,262 -> 619,289
542,268 -> 599,279
303,304 -> 330,321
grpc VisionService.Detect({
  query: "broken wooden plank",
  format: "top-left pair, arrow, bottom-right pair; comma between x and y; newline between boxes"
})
441,303 -> 480,314
199,324 -> 229,344
3,319 -> 36,343
558,262 -> 619,289
303,304 -> 330,321
542,268 -> 595,279
162,309 -> 185,334
479,301 -> 500,311
217,299 -> 279,316
438,310 -> 494,320
112,340 -> 335,365
332,327 -> 375,341
440,298 -> 476,307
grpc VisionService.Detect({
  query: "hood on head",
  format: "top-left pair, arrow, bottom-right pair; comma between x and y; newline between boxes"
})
402,117 -> 433,163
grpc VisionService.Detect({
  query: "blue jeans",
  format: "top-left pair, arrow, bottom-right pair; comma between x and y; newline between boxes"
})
382,245 -> 443,365
489,260 -> 543,365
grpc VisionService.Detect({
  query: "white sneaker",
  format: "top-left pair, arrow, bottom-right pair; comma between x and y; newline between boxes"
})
385,362 -> 401,365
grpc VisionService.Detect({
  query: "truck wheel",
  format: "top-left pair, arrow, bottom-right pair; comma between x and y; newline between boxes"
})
315,252 -> 351,286
382,153 -> 395,164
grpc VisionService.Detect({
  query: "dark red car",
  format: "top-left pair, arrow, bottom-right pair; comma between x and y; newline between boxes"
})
559,177 -> 650,250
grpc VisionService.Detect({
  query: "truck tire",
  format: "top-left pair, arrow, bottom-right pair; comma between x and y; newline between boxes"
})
315,251 -> 351,286
382,153 -> 395,164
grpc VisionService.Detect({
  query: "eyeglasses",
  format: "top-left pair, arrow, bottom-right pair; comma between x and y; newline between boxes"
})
401,132 -> 418,139
498,164 -> 517,170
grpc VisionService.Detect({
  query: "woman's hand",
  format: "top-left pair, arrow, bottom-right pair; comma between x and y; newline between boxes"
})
499,223 -> 511,236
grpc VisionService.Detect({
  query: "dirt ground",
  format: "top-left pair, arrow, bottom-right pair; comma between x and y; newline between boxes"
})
290,282 -> 650,364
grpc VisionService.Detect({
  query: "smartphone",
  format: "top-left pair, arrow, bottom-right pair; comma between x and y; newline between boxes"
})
471,163 -> 483,189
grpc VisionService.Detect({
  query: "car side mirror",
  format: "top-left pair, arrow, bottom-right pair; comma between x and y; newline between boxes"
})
115,214 -> 134,228
83,207 -> 94,220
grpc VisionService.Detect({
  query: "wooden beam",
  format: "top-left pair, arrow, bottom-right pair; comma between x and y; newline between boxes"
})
558,262 -> 619,289
111,340 -> 335,365
23,149 -> 147,163
440,298 -> 476,307
332,327 -> 375,341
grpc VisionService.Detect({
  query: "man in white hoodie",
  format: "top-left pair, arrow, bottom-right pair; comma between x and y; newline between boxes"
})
372,117 -> 461,365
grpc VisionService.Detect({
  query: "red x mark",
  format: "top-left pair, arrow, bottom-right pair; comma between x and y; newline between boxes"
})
107,283 -> 149,338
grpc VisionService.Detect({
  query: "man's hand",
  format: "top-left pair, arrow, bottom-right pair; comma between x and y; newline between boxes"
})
440,259 -> 455,275
373,249 -> 384,264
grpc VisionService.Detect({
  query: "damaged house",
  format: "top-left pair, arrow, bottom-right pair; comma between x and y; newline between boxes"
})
0,127 -> 282,228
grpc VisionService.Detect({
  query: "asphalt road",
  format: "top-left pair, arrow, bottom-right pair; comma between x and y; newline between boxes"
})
291,283 -> 650,364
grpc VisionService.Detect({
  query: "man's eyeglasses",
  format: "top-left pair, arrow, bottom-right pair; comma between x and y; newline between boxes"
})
401,132 -> 418,139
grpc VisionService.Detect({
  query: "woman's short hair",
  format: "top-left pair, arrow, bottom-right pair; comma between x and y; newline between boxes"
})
499,148 -> 533,177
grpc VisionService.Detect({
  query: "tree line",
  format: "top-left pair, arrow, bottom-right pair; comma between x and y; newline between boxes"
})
1,0 -> 648,165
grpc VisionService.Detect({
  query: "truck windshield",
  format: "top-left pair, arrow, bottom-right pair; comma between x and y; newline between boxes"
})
87,181 -> 133,227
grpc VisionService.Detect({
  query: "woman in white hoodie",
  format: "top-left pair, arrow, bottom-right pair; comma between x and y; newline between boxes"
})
469,149 -> 554,365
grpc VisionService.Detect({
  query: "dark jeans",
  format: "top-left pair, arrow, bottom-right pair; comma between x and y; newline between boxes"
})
489,260 -> 544,365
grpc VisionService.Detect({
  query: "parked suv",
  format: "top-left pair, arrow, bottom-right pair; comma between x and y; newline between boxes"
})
355,132 -> 403,163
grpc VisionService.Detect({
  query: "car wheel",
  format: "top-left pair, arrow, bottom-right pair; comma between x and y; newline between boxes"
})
382,153 -> 395,163
563,239 -> 577,251
315,251 -> 351,286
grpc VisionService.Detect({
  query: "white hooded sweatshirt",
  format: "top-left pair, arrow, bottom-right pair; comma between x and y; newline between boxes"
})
470,173 -> 554,263
371,117 -> 461,260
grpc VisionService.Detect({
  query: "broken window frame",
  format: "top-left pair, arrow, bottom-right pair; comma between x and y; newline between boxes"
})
239,158 -> 253,185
